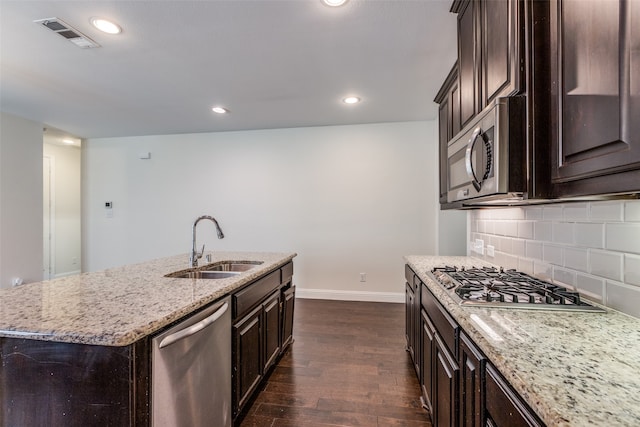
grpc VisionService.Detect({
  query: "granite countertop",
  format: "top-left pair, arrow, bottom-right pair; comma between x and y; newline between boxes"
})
0,251 -> 296,347
405,255 -> 640,427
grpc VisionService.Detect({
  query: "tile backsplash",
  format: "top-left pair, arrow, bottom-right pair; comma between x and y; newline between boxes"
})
469,200 -> 640,318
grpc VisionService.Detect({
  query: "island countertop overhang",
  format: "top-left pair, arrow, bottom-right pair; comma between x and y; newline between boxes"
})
0,251 -> 296,346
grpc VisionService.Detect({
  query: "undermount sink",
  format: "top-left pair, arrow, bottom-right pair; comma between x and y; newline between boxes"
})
165,260 -> 263,279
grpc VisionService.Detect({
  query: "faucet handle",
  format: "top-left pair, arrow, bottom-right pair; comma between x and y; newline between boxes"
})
198,244 -> 205,259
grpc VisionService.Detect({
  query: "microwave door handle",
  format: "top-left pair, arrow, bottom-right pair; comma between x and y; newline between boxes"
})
465,127 -> 482,192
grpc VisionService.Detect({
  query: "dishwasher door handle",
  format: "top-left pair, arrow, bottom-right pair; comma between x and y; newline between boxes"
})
159,302 -> 229,349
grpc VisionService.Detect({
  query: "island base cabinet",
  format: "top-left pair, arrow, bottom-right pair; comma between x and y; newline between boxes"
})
0,338 -> 149,427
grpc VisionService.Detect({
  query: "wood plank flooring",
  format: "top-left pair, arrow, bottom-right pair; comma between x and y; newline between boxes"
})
239,298 -> 432,427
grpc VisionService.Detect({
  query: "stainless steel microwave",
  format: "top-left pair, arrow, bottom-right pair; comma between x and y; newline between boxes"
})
446,97 -> 526,205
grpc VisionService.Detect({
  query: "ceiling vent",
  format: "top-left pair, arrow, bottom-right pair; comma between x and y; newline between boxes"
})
33,17 -> 100,49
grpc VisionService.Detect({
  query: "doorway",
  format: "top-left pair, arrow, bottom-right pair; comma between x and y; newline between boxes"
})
43,127 -> 82,279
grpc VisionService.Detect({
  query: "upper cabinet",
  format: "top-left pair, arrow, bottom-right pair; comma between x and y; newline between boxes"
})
453,0 -> 523,130
550,0 -> 640,197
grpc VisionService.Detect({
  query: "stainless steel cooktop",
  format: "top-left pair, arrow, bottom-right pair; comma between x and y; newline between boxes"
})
429,266 -> 604,312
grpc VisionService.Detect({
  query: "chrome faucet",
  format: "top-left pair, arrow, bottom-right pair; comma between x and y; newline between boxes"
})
189,215 -> 225,267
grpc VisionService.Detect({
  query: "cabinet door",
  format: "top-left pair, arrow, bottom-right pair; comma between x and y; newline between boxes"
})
485,364 -> 542,427
405,283 -> 416,365
459,333 -> 485,427
281,285 -> 295,348
551,0 -> 640,194
458,0 -> 479,128
433,333 -> 459,427
233,305 -> 263,414
481,0 -> 521,106
420,309 -> 435,417
263,291 -> 281,372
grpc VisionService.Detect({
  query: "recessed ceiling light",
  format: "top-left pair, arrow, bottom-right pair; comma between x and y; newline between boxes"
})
90,17 -> 122,34
212,107 -> 228,114
62,139 -> 75,145
343,96 -> 361,104
322,0 -> 348,6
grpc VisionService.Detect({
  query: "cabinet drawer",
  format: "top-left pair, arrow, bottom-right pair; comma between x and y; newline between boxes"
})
281,261 -> 294,284
233,270 -> 280,319
405,264 -> 415,284
421,283 -> 459,357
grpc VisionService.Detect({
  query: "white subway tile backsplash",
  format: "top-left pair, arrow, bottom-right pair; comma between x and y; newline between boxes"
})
518,258 -> 534,275
564,247 -> 589,271
590,202 -> 623,221
543,205 -> 564,221
525,241 -> 543,261
468,200 -> 640,318
553,222 -> 574,245
590,250 -> 623,282
543,244 -> 563,265
533,261 -> 553,281
575,273 -> 605,303
504,221 -> 518,237
525,207 -> 543,220
512,239 -> 526,257
553,267 -> 577,288
605,224 -> 640,254
624,254 -> 640,286
535,222 -> 553,242
518,221 -> 534,239
574,223 -> 604,248
606,282 -> 640,318
625,201 -> 640,222
563,203 -> 589,221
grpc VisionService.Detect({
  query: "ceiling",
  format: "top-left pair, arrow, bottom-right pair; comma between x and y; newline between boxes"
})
0,0 -> 457,139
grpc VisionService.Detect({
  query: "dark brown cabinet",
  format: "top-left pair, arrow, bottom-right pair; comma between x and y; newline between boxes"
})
406,264 -> 543,426
435,64 -> 460,206
420,309 -> 436,414
550,0 -> 640,197
232,262 -> 295,423
434,333 -> 459,427
405,265 -> 420,377
0,338 -> 150,426
485,364 -> 543,427
459,332 -> 485,427
233,305 -> 263,413
453,0 -> 523,130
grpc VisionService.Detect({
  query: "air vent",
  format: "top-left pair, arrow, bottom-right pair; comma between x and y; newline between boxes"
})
33,17 -> 100,49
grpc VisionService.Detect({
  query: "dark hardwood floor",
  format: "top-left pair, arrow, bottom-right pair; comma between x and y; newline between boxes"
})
239,298 -> 432,427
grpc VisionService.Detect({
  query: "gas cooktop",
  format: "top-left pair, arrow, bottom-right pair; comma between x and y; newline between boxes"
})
429,266 -> 604,312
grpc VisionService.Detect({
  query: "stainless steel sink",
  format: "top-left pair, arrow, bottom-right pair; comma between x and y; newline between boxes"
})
165,261 -> 263,279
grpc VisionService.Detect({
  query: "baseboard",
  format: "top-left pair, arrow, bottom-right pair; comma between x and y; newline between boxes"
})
54,270 -> 81,279
296,288 -> 404,303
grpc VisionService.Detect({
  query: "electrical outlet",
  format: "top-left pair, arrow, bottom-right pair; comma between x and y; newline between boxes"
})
486,245 -> 495,257
360,273 -> 366,282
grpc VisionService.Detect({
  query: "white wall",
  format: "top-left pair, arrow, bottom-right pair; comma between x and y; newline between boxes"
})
0,112 -> 43,288
468,202 -> 640,318
43,142 -> 82,277
84,121 -> 465,301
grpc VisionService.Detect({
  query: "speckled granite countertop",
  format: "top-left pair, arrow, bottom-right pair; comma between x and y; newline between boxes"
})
0,251 -> 296,347
405,255 -> 640,427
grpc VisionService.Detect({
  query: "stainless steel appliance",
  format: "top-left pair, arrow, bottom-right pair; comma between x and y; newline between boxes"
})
446,97 -> 526,204
152,296 -> 231,427
429,266 -> 604,312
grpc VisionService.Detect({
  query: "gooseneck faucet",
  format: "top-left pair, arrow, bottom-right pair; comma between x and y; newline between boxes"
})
189,215 -> 225,268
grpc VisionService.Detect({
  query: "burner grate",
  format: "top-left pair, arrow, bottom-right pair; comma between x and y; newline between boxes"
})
430,266 -> 604,311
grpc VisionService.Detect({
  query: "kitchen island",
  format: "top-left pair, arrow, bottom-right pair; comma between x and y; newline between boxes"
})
0,251 -> 296,426
406,255 -> 640,427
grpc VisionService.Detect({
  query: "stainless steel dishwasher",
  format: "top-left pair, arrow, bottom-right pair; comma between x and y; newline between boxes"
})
152,296 -> 231,427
